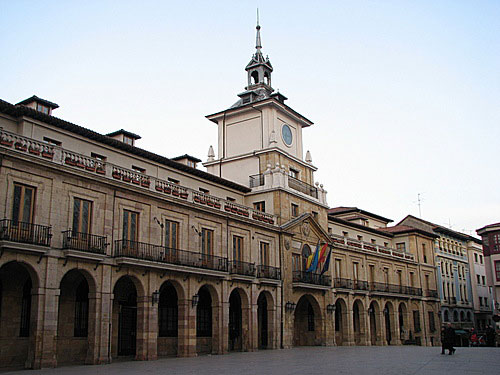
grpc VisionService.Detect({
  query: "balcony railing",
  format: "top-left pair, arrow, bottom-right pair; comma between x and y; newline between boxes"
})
425,289 -> 439,298
330,234 -> 415,261
229,260 -> 255,277
0,128 -> 278,228
62,230 -> 107,254
368,282 -> 422,296
257,265 -> 281,280
0,219 -> 52,247
293,271 -> 331,286
333,278 -> 368,290
288,176 -> 318,199
114,240 -> 228,272
249,174 -> 264,188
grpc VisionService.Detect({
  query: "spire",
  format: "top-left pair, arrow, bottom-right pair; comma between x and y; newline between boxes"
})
256,9 -> 262,54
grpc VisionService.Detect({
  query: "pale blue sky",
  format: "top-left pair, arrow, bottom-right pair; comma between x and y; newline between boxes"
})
1,1 -> 499,234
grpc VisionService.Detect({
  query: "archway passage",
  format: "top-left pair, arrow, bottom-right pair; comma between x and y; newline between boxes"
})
257,293 -> 268,349
57,270 -> 91,365
0,262 -> 37,370
157,281 -> 178,357
293,295 -> 322,346
384,303 -> 392,345
196,286 -> 212,354
352,300 -> 364,345
335,299 -> 348,346
369,302 -> 378,346
229,290 -> 242,351
113,277 -> 137,357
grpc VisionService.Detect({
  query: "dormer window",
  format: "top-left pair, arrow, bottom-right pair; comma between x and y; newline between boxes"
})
106,129 -> 141,147
123,135 -> 133,146
37,104 -> 49,114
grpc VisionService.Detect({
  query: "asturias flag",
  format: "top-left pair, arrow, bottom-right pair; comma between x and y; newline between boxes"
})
321,248 -> 332,275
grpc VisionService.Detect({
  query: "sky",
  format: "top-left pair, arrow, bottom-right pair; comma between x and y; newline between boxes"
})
1,1 -> 499,236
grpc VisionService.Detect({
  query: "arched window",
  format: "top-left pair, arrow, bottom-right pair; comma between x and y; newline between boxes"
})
251,71 -> 259,85
74,280 -> 89,337
196,287 -> 212,337
460,311 -> 465,322
307,302 -> 315,331
264,72 -> 270,85
20,279 -> 32,337
159,283 -> 178,337
302,245 -> 312,271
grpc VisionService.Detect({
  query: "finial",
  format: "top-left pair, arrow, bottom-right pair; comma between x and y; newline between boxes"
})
256,9 -> 262,52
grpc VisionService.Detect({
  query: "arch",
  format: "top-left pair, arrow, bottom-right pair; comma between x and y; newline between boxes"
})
112,274 -> 145,298
251,71 -> 259,85
112,276 -> 138,358
459,311 -> 465,322
157,280 -> 178,357
334,298 -> 348,346
257,291 -> 274,349
352,299 -> 366,345
369,301 -> 381,345
398,302 -> 408,342
0,261 -> 39,369
443,310 -> 449,322
196,284 -> 220,355
57,269 -> 95,365
293,294 -> 323,346
229,289 -> 243,351
383,302 -> 395,345
264,71 -> 271,86
453,310 -> 458,322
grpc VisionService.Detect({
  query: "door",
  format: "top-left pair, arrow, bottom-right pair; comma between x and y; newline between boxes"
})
118,305 -> 137,355
258,295 -> 268,349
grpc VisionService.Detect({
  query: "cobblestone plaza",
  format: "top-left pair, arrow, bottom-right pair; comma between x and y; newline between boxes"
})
3,346 -> 498,375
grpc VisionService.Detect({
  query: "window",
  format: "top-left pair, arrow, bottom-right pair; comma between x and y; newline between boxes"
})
353,262 -> 359,281
132,165 -> 145,173
37,103 -> 49,114
428,311 -> 436,332
74,280 -> 89,337
479,255 -> 483,264
422,244 -> 427,263
260,242 -> 269,265
383,267 -> 389,284
291,203 -> 299,217
292,254 -> 301,272
123,135 -> 133,146
485,297 -> 488,306
159,284 -> 178,337
477,275 -> 481,284
91,152 -> 106,161
232,235 -> 243,261
335,259 -> 342,278
371,239 -> 376,244
168,177 -> 179,184
12,183 -> 36,223
20,279 -> 32,337
187,160 -> 195,168
495,261 -> 500,281
302,245 -> 312,271
201,228 -> 213,256
384,242 -> 388,247
474,253 -> 478,263
254,201 -> 265,212
72,198 -> 92,234
482,276 -> 486,285
199,188 -> 209,194
226,197 -> 235,202
396,242 -> 406,252
397,270 -> 402,286
165,220 -> 178,249
43,136 -> 61,146
413,311 -> 421,333
425,274 -> 430,290
289,168 -> 299,179
312,211 -> 318,219
343,231 -> 349,237
479,297 -> 483,306
196,290 -> 212,337
123,210 -> 138,242
409,272 -> 415,287
357,235 -> 363,241
369,265 -> 375,284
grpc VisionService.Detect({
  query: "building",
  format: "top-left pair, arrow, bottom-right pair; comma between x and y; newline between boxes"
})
0,22 -> 441,370
399,216 -> 474,328
466,237 -> 494,330
476,222 -> 500,326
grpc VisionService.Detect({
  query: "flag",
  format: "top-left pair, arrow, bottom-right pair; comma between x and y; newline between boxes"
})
318,243 -> 328,264
320,248 -> 331,275
306,241 -> 321,273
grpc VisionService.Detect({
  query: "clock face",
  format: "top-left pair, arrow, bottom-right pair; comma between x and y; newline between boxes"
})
282,124 -> 293,146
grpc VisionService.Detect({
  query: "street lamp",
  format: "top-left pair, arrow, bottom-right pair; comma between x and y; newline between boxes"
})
192,294 -> 200,307
326,304 -> 336,313
152,290 -> 160,305
285,301 -> 296,312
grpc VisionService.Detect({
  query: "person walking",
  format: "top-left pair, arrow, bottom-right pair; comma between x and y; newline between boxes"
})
443,323 -> 456,355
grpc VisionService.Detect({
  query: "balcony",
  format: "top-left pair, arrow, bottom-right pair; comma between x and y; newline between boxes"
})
249,173 -> 322,201
62,230 -> 107,254
0,129 -> 277,228
425,289 -> 439,298
330,234 -> 415,262
114,240 -> 228,272
293,271 -> 331,287
369,282 -> 422,296
229,260 -> 255,277
257,265 -> 281,280
249,174 -> 264,188
288,176 -> 318,199
0,219 -> 52,247
333,278 -> 368,291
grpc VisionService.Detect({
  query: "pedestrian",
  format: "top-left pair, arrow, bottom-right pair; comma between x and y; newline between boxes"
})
485,325 -> 496,347
442,323 -> 456,355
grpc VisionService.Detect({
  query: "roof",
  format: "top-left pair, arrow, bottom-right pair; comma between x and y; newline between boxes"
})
328,207 -> 393,223
379,225 -> 438,238
171,154 -> 202,163
106,129 -> 141,140
398,215 -> 471,241
328,216 -> 394,238
16,95 -> 59,109
0,98 -> 251,193
477,222 -> 500,235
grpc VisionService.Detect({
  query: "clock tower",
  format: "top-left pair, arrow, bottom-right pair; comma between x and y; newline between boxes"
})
204,20 -> 328,225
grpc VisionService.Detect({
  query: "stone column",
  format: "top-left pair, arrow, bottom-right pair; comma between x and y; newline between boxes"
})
177,298 -> 194,357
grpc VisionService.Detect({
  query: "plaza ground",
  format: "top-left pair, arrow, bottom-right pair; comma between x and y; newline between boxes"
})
2,346 -> 499,375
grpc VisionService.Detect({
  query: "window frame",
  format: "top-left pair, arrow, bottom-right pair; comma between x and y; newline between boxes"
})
12,183 -> 36,224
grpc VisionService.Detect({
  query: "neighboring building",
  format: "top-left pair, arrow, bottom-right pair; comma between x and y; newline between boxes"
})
466,237 -> 494,330
0,21 -> 441,371
328,208 -> 441,347
399,216 -> 474,328
476,223 -> 500,326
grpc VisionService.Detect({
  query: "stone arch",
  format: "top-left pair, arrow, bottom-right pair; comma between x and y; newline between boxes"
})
196,284 -> 220,355
368,300 -> 381,345
157,280 -> 180,357
0,261 -> 41,369
56,268 -> 98,366
257,290 -> 275,349
352,299 -> 366,345
293,294 -> 324,346
228,287 -> 250,351
398,302 -> 409,342
334,297 -> 348,346
383,301 -> 396,345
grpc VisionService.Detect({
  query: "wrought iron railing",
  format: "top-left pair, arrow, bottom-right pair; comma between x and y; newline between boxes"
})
293,271 -> 331,286
257,265 -> 281,280
425,289 -> 439,298
333,278 -> 368,290
330,234 -> 415,261
113,240 -> 228,272
0,219 -> 52,246
288,176 -> 318,199
62,230 -> 107,254
229,260 -> 255,277
249,174 -> 264,188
